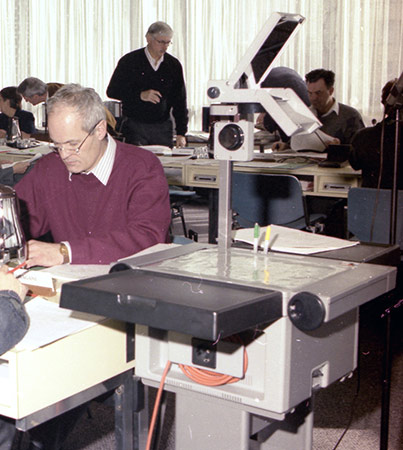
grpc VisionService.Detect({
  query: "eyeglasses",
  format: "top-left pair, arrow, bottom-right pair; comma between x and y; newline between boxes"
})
153,37 -> 172,46
49,121 -> 101,155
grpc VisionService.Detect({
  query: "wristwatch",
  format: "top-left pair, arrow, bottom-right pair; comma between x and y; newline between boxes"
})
59,243 -> 70,264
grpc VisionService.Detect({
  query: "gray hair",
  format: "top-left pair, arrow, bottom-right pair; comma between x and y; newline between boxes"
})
17,77 -> 47,97
47,83 -> 106,132
146,21 -> 173,38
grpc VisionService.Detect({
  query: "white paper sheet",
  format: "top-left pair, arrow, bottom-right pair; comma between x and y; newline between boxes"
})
39,264 -> 110,282
14,297 -> 104,351
233,225 -> 358,254
291,129 -> 336,151
1,152 -> 42,169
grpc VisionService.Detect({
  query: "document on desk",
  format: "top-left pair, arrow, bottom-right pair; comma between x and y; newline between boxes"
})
14,297 -> 103,351
40,264 -> 110,282
290,129 -> 335,151
1,152 -> 42,169
233,225 -> 358,255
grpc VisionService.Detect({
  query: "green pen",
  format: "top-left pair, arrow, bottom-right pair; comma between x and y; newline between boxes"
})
253,223 -> 260,253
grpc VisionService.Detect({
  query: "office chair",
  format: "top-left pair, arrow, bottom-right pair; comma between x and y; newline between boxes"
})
169,187 -> 197,238
231,172 -> 326,231
103,100 -> 125,140
347,187 -> 403,250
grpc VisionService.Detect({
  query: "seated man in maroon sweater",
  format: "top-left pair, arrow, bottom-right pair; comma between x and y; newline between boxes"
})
15,83 -> 171,267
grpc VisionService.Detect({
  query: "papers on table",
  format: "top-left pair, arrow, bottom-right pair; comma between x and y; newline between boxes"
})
1,152 -> 42,169
233,225 -> 358,255
40,264 -> 110,282
291,129 -> 336,151
140,145 -> 195,156
14,297 -> 103,351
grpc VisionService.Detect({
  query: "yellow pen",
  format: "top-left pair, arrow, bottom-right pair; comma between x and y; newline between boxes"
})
263,226 -> 271,255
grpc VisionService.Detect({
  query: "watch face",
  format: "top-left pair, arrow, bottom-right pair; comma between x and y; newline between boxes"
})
60,244 -> 69,263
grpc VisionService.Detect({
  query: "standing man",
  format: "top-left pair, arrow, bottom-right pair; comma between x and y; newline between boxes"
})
305,68 -> 365,144
15,84 -> 171,267
107,21 -> 188,148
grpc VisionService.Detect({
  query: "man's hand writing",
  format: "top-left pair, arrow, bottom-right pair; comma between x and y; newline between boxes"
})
25,240 -> 64,268
271,141 -> 290,151
325,138 -> 341,146
0,265 -> 28,299
140,89 -> 162,104
13,161 -> 30,175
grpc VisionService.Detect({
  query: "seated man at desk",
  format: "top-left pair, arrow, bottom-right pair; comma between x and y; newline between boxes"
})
268,69 -> 364,151
301,68 -> 365,147
0,265 -> 29,450
0,86 -> 36,139
17,77 -> 117,139
15,83 -> 171,268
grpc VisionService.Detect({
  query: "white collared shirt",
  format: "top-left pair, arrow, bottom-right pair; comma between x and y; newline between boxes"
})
69,134 -> 116,186
145,46 -> 164,71
310,99 -> 340,118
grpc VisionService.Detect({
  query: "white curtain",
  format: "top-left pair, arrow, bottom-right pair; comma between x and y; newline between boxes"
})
1,0 -> 402,130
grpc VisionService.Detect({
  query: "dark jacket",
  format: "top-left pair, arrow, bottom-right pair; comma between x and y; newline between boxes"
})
0,289 -> 29,355
349,118 -> 403,189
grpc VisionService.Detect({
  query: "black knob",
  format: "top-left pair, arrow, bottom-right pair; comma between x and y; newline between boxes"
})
207,86 -> 220,99
288,292 -> 325,331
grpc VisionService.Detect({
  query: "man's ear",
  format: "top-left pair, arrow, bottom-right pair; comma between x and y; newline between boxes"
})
95,120 -> 108,140
329,86 -> 334,97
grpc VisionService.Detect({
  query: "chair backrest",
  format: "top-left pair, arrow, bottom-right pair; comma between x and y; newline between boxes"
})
231,172 -> 307,228
104,100 -> 122,119
347,187 -> 403,248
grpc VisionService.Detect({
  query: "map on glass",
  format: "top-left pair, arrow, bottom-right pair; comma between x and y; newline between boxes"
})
146,247 -> 353,292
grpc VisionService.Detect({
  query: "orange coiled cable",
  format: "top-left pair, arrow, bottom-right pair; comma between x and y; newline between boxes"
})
179,337 -> 248,386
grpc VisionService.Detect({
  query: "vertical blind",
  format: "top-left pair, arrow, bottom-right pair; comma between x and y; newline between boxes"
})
1,0 -> 402,130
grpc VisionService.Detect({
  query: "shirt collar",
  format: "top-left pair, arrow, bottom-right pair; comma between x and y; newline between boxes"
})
69,134 -> 116,185
310,98 -> 339,118
145,46 -> 164,71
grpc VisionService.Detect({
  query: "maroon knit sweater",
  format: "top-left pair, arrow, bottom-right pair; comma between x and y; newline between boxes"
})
15,140 -> 171,264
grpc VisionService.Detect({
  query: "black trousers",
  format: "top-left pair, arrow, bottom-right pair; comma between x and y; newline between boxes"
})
121,117 -> 173,148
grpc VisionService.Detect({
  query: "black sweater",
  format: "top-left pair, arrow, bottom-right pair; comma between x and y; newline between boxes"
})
107,48 -> 188,136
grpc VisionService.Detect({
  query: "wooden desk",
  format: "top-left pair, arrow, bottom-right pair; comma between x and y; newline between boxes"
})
160,157 -> 361,198
160,156 -> 362,242
0,296 -> 142,449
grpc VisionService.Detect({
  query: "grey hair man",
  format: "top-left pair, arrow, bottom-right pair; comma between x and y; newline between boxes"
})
15,83 -> 171,268
17,77 -> 63,106
107,21 -> 188,148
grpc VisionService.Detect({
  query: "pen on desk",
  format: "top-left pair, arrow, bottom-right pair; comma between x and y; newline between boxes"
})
7,261 -> 27,274
253,223 -> 260,253
263,226 -> 271,255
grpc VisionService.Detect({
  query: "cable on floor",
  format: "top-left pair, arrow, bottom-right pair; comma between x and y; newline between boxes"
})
146,360 -> 172,450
